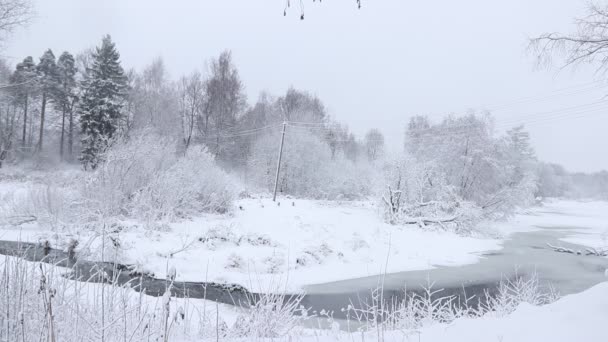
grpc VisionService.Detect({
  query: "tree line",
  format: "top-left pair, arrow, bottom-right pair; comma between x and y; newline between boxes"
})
0,36 -> 385,171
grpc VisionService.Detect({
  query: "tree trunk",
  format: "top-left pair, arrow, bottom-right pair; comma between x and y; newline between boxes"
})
60,104 -> 66,160
38,92 -> 46,151
21,94 -> 28,148
68,107 -> 73,159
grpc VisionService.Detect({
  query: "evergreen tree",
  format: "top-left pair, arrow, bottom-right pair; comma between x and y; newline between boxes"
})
78,35 -> 127,169
36,49 -> 59,151
10,56 -> 36,148
56,51 -> 77,160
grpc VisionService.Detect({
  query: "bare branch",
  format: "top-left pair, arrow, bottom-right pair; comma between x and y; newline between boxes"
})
0,0 -> 33,41
529,2 -> 608,73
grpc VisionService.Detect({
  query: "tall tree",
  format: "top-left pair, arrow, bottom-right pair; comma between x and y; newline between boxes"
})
202,50 -> 246,158
10,55 -> 36,148
78,35 -> 127,170
0,58 -> 17,167
278,87 -> 326,123
178,70 -> 204,151
364,128 -> 384,161
35,49 -> 59,151
56,51 -> 77,160
130,58 -> 179,136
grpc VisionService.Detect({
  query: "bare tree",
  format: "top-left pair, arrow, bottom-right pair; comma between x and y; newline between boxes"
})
0,0 -> 33,42
202,50 -> 246,159
530,2 -> 608,72
178,71 -> 204,151
364,128 -> 384,162
130,58 -> 180,137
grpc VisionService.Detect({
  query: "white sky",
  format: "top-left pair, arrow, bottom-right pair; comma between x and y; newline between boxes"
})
4,0 -> 608,172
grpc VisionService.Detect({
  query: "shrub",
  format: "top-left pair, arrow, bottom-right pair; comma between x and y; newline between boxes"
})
83,132 -> 234,221
132,147 -> 235,220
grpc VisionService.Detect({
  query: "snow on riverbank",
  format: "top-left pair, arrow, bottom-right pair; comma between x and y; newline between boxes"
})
291,281 -> 608,342
1,169 -> 606,292
115,197 -> 501,291
0,173 -> 501,291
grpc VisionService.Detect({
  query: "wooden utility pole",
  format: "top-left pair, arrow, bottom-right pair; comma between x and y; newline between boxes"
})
273,122 -> 287,202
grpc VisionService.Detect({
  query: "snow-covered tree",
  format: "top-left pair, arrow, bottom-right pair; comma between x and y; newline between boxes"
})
278,87 -> 326,123
78,35 -> 127,170
536,162 -> 570,198
248,129 -> 371,199
55,51 -> 77,160
386,113 -> 539,232
130,58 -> 180,137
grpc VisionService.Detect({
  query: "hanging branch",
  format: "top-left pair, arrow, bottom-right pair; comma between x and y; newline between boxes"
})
283,0 -> 362,20
529,3 -> 608,73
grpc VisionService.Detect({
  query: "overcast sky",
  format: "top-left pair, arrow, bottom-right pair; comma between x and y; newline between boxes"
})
4,0 -> 608,172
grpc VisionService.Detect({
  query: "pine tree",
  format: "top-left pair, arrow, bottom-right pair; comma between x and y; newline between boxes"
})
36,49 -> 59,151
10,56 -> 36,149
78,35 -> 127,169
56,51 -> 77,160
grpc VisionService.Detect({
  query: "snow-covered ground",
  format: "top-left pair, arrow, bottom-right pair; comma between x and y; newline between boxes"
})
0,193 -> 502,291
121,198 -> 508,289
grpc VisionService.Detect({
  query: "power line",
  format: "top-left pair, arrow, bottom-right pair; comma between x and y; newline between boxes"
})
483,80 -> 607,112
0,79 -> 35,90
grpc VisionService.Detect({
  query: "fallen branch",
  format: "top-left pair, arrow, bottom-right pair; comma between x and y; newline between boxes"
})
546,243 -> 576,254
401,215 -> 460,226
547,243 -> 608,256
585,247 -> 608,257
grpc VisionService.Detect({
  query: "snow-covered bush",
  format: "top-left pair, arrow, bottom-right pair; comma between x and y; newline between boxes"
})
83,132 -> 234,221
231,292 -> 306,338
82,132 -> 177,217
132,147 -> 235,219
226,253 -> 245,269
483,273 -> 558,317
345,273 -> 557,334
383,114 -> 538,233
248,129 -> 372,199
381,157 -> 482,233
